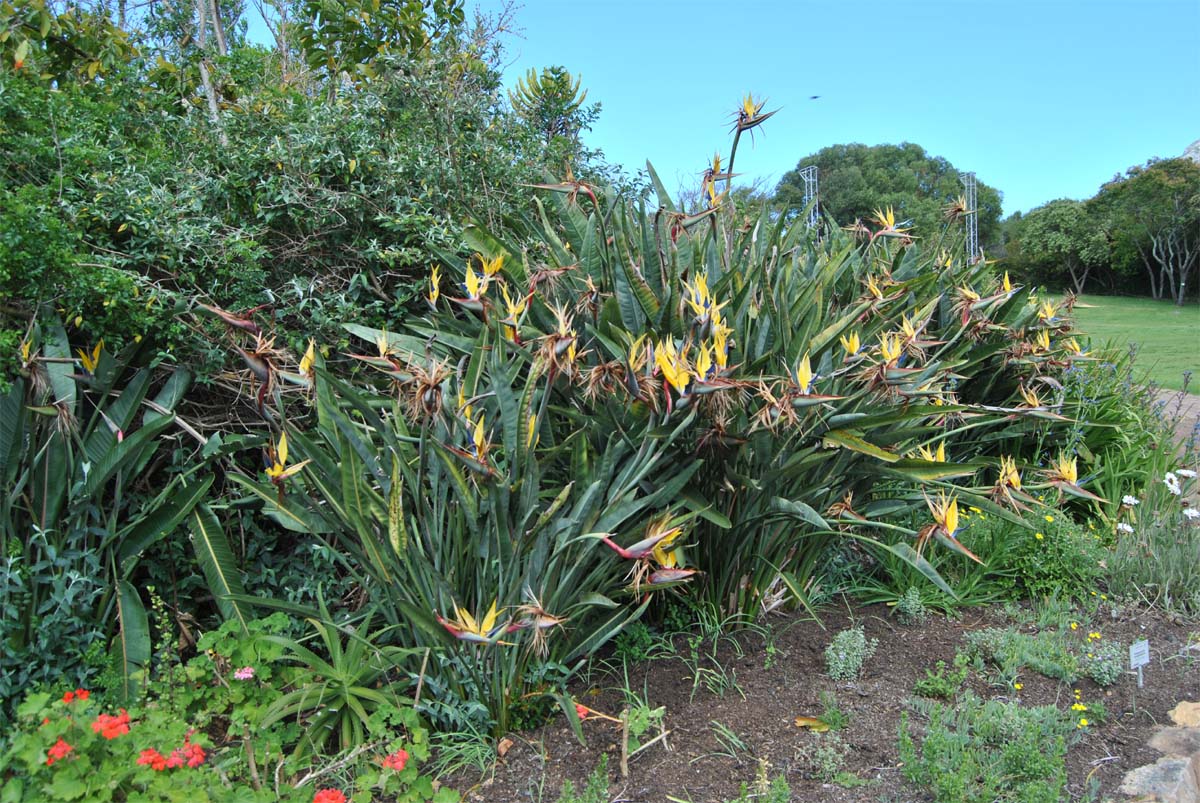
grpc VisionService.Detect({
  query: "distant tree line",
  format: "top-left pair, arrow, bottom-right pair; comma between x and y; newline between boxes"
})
999,158 -> 1200,304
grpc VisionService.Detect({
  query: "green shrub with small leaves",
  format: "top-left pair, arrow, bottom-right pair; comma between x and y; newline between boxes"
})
899,692 -> 1078,803
825,626 -> 878,681
896,586 -> 931,624
795,732 -> 849,781
997,514 -> 1105,600
1083,640 -> 1126,686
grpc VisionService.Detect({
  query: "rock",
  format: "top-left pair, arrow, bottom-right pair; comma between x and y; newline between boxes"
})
1150,728 -> 1200,758
1118,756 -> 1199,803
1170,702 -> 1200,728
1185,139 -> 1200,165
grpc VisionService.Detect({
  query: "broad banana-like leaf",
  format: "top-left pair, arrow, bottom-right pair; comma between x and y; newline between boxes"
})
114,580 -> 150,701
188,503 -> 249,633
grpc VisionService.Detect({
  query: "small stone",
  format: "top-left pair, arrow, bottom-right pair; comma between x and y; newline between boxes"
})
1170,702 -> 1200,728
1149,727 -> 1200,757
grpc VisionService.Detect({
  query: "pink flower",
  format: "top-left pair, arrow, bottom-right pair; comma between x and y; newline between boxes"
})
233,666 -> 256,681
575,703 -> 589,720
381,749 -> 409,771
313,790 -> 347,803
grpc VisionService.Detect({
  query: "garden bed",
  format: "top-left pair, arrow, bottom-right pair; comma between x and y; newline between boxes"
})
447,602 -> 1199,803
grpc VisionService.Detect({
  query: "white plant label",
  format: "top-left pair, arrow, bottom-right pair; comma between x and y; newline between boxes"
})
1130,639 -> 1150,687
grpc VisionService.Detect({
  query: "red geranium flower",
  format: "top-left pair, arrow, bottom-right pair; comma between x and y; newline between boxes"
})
137,748 -> 168,772
381,749 -> 409,771
62,691 -> 75,704
46,738 -> 74,766
75,689 -> 89,701
313,790 -> 347,803
91,709 -> 131,740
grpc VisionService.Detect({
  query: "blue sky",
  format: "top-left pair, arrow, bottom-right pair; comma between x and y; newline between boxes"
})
468,0 -> 1200,216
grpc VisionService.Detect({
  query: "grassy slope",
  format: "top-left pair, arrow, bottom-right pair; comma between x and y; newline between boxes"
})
1068,295 -> 1199,392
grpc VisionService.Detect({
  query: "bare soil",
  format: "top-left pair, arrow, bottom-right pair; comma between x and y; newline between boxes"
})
444,603 -> 1199,803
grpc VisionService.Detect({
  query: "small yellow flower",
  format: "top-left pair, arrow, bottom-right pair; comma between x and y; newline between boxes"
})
1036,532 -> 1045,540
1073,689 -> 1082,699
1013,682 -> 1023,690
1072,703 -> 1088,712
1088,631 -> 1101,641
1070,621 -> 1078,630
1044,514 -> 1055,523
1077,718 -> 1089,728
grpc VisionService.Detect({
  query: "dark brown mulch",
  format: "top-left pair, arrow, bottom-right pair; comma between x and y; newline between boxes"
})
442,602 -> 1199,803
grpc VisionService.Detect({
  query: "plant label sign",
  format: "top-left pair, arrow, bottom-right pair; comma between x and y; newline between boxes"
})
1129,640 -> 1150,687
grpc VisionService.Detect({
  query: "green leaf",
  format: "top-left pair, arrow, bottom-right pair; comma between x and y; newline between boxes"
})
188,504 -> 249,632
822,429 -> 900,462
117,475 -> 213,567
115,580 -> 150,700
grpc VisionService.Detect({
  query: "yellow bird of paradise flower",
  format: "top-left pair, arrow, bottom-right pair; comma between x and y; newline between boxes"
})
77,341 -> 103,373
480,254 -> 505,278
428,265 -> 441,307
265,431 -> 311,486
839,331 -> 861,356
917,442 -> 946,463
794,352 -> 814,395
654,340 -> 691,396
878,333 -> 903,364
436,599 -> 513,646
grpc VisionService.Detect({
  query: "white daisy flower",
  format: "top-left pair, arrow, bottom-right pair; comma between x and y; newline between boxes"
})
1116,522 -> 1134,534
1164,473 -> 1182,496
1177,469 -> 1197,478
1184,508 -> 1200,521
1121,495 -> 1139,507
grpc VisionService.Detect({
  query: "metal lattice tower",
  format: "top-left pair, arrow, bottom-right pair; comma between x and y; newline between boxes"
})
960,171 -> 979,263
799,165 -> 819,229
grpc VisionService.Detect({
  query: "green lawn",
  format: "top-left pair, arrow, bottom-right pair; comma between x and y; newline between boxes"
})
1068,295 -> 1200,392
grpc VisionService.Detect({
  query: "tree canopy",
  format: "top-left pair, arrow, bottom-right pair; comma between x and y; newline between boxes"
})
775,142 -> 1003,246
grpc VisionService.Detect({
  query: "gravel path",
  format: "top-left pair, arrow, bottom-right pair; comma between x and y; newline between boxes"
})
1156,389 -> 1200,450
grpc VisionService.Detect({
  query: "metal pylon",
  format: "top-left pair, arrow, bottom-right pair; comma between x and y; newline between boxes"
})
960,171 -> 979,263
799,165 -> 819,229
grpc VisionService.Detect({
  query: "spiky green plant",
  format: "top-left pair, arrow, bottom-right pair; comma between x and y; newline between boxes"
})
0,316 -> 239,710
231,98 -> 1093,732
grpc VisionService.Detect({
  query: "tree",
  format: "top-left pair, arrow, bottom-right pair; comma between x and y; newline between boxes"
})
775,142 -> 1003,247
508,65 -> 599,170
1016,199 -> 1108,294
1094,158 -> 1200,305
